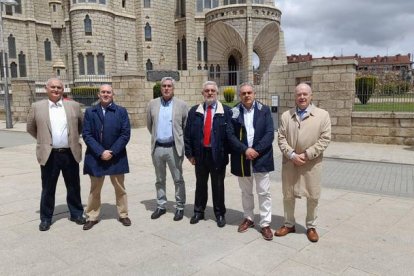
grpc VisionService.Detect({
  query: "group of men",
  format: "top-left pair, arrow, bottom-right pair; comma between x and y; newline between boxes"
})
27,76 -> 330,243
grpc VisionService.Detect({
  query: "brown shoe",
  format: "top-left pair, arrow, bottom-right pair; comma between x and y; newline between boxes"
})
306,228 -> 319,242
261,226 -> 273,241
274,225 -> 296,237
83,220 -> 98,231
119,217 -> 132,226
238,218 -> 254,233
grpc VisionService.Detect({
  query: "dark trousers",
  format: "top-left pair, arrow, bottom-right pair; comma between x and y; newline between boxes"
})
40,150 -> 84,223
194,148 -> 226,218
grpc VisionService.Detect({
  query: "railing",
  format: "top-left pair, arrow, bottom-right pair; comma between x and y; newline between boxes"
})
353,71 -> 414,112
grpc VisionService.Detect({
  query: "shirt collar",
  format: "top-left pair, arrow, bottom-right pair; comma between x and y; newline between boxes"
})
242,101 -> 255,113
161,97 -> 173,106
49,99 -> 63,108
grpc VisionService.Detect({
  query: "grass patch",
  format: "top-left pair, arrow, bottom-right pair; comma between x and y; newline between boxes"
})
354,102 -> 414,112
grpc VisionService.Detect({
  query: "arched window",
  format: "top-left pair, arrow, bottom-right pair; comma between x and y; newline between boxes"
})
18,51 -> 27,77
215,64 -> 221,78
176,40 -> 181,70
146,59 -> 153,71
86,53 -> 95,75
144,0 -> 150,8
15,0 -> 22,14
197,37 -> 202,61
124,52 -> 128,61
176,0 -> 185,17
84,15 -> 92,36
78,53 -> 85,75
10,62 -> 18,78
144,23 -> 152,41
8,35 -> 16,59
209,64 -> 214,78
44,39 -> 52,61
122,0 -> 126,8
97,53 -> 105,75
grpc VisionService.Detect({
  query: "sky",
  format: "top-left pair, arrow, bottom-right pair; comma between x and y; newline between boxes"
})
275,0 -> 414,58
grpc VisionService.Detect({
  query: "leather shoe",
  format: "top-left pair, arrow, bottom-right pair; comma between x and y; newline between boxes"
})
190,213 -> 205,224
238,218 -> 255,233
261,226 -> 273,241
119,217 -> 132,226
173,209 -> 184,221
274,225 -> 296,237
151,208 -> 166,219
306,228 -> 319,242
216,216 -> 226,228
39,221 -> 51,231
83,220 -> 98,230
69,216 -> 86,225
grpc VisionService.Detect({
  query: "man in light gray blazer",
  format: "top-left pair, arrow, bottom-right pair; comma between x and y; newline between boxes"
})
27,78 -> 85,231
147,77 -> 188,221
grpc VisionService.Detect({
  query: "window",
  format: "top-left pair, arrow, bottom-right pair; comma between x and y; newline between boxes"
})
44,39 -> 52,61
15,0 -> 22,14
122,0 -> 126,8
97,53 -> 105,75
203,37 -> 208,62
10,62 -> 18,78
254,0 -> 264,3
209,64 -> 214,78
8,35 -> 16,59
18,51 -> 26,77
197,37 -> 202,61
86,53 -> 95,75
196,0 -> 203,12
78,53 -> 85,75
176,0 -> 185,17
144,23 -> 152,41
84,15 -> 92,36
176,40 -> 181,70
146,59 -> 153,71
215,64 -> 221,78
144,0 -> 150,8
99,0 -> 106,3
0,52 -> 4,77
124,52 -> 128,61
181,36 -> 187,70
5,5 -> 12,15
224,0 -> 245,4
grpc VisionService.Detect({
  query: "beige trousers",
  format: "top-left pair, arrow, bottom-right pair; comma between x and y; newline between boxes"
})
85,174 -> 128,221
283,197 -> 318,229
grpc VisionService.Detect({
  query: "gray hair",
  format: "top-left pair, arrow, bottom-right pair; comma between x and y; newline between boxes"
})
202,80 -> 219,93
161,77 -> 175,88
238,82 -> 255,95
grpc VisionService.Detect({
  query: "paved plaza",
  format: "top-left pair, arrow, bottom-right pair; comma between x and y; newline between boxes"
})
1,121 -> 414,275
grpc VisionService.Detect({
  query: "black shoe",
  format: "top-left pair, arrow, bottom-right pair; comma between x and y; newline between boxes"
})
190,213 -> 205,224
39,221 -> 51,231
83,220 -> 99,230
119,217 -> 132,226
151,208 -> 166,219
69,216 -> 86,225
173,209 -> 184,221
216,216 -> 226,228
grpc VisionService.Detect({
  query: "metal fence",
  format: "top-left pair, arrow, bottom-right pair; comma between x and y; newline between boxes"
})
353,71 -> 414,112
34,75 -> 111,107
208,70 -> 270,105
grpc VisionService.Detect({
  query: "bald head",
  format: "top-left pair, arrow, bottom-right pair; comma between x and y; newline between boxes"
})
295,83 -> 312,110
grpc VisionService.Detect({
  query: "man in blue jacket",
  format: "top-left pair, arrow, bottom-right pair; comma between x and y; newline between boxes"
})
184,81 -> 232,228
228,83 -> 275,240
82,84 -> 131,230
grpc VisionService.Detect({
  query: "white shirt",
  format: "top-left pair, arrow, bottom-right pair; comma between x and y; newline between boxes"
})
242,102 -> 255,148
49,99 -> 69,148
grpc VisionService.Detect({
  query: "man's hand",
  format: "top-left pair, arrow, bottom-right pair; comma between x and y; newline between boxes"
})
292,152 -> 307,166
101,150 -> 113,161
245,148 -> 259,160
188,157 -> 196,165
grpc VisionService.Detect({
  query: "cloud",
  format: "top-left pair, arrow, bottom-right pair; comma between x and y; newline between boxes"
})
277,0 -> 414,57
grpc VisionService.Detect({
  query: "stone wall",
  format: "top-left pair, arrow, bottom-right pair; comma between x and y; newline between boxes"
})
10,79 -> 36,123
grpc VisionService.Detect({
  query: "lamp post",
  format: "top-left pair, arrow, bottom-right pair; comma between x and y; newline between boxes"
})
0,0 -> 17,129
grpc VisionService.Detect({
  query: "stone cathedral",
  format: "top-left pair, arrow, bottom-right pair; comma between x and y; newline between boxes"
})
2,0 -> 286,84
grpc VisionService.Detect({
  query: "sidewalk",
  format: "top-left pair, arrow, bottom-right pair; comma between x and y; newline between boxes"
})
0,122 -> 413,275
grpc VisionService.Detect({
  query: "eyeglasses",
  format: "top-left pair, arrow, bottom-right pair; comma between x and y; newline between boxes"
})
162,84 -> 173,88
203,89 -> 217,93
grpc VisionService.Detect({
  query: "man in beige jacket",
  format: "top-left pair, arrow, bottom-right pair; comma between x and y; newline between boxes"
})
27,78 -> 85,231
275,83 -> 331,242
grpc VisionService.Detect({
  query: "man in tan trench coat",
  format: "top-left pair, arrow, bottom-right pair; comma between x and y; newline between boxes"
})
275,83 -> 331,242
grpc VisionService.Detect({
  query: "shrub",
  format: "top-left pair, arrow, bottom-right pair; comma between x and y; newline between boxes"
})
223,87 -> 236,102
397,81 -> 411,93
355,76 -> 377,104
153,82 -> 161,99
380,83 -> 398,96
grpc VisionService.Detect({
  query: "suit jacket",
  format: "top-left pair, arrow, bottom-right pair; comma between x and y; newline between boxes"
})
146,96 -> 188,157
228,101 -> 274,177
278,104 -> 331,199
26,99 -> 83,166
184,101 -> 232,170
82,102 -> 130,177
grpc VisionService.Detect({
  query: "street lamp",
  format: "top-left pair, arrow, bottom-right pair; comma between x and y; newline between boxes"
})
0,0 -> 17,129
